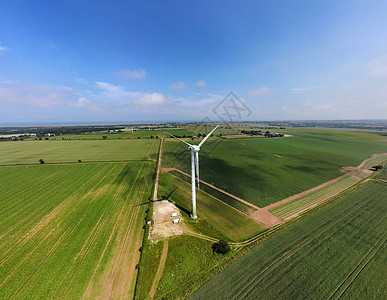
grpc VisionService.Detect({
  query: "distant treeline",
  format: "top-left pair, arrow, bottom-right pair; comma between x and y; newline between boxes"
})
0,125 -> 126,136
241,130 -> 284,137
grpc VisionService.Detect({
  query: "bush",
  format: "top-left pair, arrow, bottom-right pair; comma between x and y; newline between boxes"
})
212,240 -> 230,254
39,159 -> 45,164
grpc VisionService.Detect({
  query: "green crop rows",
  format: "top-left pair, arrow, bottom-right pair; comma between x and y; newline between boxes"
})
0,139 -> 160,165
162,132 -> 387,207
192,180 -> 387,299
0,161 -> 155,298
168,170 -> 254,214
271,175 -> 361,219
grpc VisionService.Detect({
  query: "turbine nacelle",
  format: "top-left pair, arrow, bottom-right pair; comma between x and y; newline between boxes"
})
189,145 -> 200,152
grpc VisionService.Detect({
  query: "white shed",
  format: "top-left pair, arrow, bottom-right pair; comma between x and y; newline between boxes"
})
172,218 -> 181,224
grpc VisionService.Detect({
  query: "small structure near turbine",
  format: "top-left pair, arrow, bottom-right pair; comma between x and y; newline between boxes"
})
166,125 -> 219,219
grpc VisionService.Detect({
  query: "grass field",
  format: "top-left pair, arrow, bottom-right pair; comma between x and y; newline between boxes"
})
154,236 -> 231,299
191,180 -> 387,299
270,175 -> 361,219
376,163 -> 387,180
158,172 -> 264,242
0,161 -> 155,299
168,170 -> 254,214
47,128 -> 195,140
0,139 -> 160,165
163,132 -> 387,207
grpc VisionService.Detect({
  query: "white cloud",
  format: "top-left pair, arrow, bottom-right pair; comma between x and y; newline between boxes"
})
0,45 -> 8,54
75,78 -> 88,85
247,86 -> 271,95
95,81 -> 141,98
195,80 -> 207,87
69,97 -> 100,111
118,68 -> 147,79
0,81 -> 72,107
365,54 -> 387,77
169,81 -> 189,90
133,93 -> 171,106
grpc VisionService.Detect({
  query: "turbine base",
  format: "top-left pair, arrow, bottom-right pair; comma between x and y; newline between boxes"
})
190,214 -> 197,219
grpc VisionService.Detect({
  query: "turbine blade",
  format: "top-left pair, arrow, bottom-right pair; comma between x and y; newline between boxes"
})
198,125 -> 219,147
164,131 -> 193,147
195,152 -> 200,189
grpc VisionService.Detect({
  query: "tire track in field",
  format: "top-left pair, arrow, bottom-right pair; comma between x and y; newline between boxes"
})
230,192 -> 380,300
328,229 -> 387,299
0,168 -> 69,227
0,164 -> 111,265
55,163 -> 135,298
0,227 -> 56,288
0,164 -> 91,235
4,165 -> 121,298
8,217 -> 84,299
101,164 -> 148,299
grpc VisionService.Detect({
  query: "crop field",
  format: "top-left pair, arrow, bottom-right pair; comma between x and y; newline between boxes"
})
162,132 -> 387,207
168,170 -> 254,214
0,138 -> 160,165
270,175 -> 361,219
0,161 -> 155,299
47,128 -> 194,140
281,127 -> 387,140
192,180 -> 387,299
158,172 -> 264,241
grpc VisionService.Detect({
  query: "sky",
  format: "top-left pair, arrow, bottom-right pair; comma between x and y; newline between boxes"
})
0,1 -> 387,125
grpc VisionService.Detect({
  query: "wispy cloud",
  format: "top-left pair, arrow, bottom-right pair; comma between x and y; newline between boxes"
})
289,85 -> 325,93
133,93 -> 172,106
118,68 -> 147,79
69,97 -> 100,111
365,54 -> 387,77
0,45 -> 8,54
169,81 -> 188,90
195,80 -> 207,87
0,80 -> 72,107
247,86 -> 270,96
95,81 -> 141,98
75,78 -> 88,85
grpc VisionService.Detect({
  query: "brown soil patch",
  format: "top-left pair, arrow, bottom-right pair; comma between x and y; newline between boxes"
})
150,200 -> 184,240
249,209 -> 283,227
274,154 -> 282,158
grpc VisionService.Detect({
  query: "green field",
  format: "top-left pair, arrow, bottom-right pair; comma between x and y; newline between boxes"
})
191,180 -> 387,299
270,175 -> 361,219
158,172 -> 264,241
0,139 -> 160,165
168,170 -> 254,214
0,161 -> 155,298
154,236 -> 230,299
47,128 -> 195,140
163,132 -> 387,207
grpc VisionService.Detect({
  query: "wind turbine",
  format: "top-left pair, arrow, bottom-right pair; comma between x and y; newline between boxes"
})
166,125 -> 219,219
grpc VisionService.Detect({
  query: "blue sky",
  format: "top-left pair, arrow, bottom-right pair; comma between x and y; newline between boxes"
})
0,1 -> 386,125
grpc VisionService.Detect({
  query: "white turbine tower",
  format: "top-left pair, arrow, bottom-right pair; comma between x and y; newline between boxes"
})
166,125 -> 219,219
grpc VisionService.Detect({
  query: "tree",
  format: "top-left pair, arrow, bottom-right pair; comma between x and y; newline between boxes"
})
39,159 -> 45,164
102,136 -> 107,140
212,240 -> 230,254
